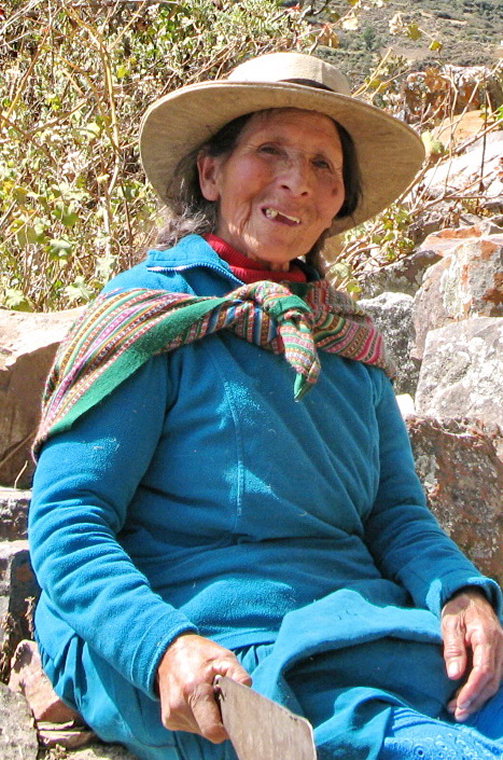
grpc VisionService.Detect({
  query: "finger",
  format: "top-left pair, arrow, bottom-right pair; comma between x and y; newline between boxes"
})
446,684 -> 462,715
452,642 -> 498,720
161,689 -> 201,734
213,658 -> 253,687
453,675 -> 500,721
189,682 -> 228,743
442,609 -> 468,679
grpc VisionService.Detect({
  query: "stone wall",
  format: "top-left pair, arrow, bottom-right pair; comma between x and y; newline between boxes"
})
359,221 -> 503,587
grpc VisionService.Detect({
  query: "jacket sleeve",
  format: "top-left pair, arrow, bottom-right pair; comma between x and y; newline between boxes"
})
363,373 -> 502,619
29,354 -> 198,698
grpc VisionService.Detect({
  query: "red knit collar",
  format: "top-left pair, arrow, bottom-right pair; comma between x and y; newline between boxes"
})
205,234 -> 307,284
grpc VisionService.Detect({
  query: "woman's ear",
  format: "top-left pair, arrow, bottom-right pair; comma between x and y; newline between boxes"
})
197,152 -> 221,202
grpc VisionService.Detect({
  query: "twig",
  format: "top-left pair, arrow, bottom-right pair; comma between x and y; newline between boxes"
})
3,26 -> 50,122
453,117 -> 503,157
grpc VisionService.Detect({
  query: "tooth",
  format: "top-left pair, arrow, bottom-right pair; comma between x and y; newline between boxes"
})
265,208 -> 278,219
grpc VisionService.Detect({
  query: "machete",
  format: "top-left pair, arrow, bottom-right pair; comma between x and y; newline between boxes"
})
215,675 -> 317,760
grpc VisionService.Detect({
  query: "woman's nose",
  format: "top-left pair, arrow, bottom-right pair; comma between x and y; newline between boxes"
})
279,154 -> 311,195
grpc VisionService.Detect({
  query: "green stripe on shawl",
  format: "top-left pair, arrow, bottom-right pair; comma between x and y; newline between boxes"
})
47,296 -> 231,439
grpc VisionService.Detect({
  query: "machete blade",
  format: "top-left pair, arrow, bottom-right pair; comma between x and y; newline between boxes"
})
215,675 -> 317,760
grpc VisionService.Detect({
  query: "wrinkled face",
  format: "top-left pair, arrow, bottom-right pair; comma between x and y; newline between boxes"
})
197,108 -> 345,270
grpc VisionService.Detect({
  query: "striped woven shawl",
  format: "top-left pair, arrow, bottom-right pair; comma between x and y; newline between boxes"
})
34,279 -> 395,455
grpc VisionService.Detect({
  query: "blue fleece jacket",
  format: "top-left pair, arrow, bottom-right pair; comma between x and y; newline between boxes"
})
29,235 -> 501,718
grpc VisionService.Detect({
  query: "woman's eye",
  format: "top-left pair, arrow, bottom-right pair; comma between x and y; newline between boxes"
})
258,144 -> 281,156
313,158 -> 332,170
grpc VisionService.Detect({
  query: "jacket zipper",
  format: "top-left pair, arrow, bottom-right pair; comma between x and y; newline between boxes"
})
147,261 -> 244,288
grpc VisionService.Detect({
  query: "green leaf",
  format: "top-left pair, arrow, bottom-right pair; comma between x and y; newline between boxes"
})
16,225 -> 39,247
406,23 -> 422,41
82,121 -> 102,138
331,261 -> 352,280
346,281 -> 361,295
53,203 -> 79,228
95,253 -> 116,281
13,186 -> 29,204
421,131 -> 445,156
45,94 -> 62,111
3,287 -> 33,311
115,64 -> 130,80
63,276 -> 95,303
48,238 -> 73,259
61,211 -> 79,228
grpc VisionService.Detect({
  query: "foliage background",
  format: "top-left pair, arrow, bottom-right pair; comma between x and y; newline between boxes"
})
1,0 -> 502,310
1,0 -> 310,310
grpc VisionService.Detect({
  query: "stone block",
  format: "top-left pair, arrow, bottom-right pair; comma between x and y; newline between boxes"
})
9,640 -> 82,723
358,249 -> 441,299
412,228 -> 503,359
359,292 -> 420,396
0,307 -> 82,488
0,540 -> 31,594
407,415 -> 503,584
0,487 -> 31,540
63,743 -> 139,759
0,682 -> 38,759
0,541 -> 40,671
415,317 -> 503,429
0,592 -> 9,643
418,221 -> 503,258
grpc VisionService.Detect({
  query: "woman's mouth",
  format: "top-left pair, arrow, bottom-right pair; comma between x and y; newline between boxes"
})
263,207 -> 301,226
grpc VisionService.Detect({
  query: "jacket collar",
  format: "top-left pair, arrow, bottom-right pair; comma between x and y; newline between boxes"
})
145,234 -> 320,281
146,235 -> 232,273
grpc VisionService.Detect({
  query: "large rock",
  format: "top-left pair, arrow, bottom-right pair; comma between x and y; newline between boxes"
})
421,131 -> 503,211
0,540 -> 32,598
0,487 -> 30,540
412,228 -> 503,358
358,249 -> 441,299
9,640 -> 81,723
0,683 -> 38,759
417,221 -> 503,259
0,307 -> 81,488
358,292 -> 419,396
433,110 -> 487,151
0,540 -> 39,675
415,317 -> 503,429
408,415 -> 503,585
7,640 -> 133,755
63,743 -> 138,760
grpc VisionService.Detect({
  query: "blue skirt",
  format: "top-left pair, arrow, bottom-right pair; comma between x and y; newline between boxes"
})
38,590 -> 503,760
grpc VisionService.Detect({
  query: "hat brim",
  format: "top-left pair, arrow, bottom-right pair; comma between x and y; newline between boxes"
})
140,80 -> 425,237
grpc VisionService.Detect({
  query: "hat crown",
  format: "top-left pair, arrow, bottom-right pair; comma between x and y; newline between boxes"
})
227,52 -> 351,96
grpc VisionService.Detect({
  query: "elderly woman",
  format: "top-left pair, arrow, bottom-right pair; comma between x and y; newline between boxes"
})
29,52 -> 503,760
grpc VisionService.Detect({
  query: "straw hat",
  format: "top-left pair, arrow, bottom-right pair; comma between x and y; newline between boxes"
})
140,51 -> 424,237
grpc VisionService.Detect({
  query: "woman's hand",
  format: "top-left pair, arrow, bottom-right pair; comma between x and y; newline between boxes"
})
157,633 -> 252,743
442,587 -> 503,722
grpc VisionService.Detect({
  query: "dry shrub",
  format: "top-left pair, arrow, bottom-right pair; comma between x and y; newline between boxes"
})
1,0 -> 310,310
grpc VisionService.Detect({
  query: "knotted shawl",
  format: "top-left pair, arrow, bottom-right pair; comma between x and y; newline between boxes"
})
34,279 -> 395,455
